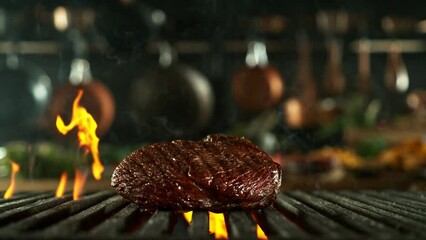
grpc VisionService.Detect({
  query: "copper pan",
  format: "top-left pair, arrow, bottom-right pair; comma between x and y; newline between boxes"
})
47,59 -> 115,137
232,41 -> 284,112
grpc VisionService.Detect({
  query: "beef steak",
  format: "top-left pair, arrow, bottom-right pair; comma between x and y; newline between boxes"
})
111,134 -> 282,212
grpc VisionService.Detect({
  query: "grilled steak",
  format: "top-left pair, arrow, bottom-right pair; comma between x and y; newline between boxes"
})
111,134 -> 282,212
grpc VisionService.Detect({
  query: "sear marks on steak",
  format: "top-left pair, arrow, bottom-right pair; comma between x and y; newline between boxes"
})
111,134 -> 282,212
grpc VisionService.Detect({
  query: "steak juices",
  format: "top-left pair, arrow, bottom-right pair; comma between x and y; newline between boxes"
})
111,134 -> 282,212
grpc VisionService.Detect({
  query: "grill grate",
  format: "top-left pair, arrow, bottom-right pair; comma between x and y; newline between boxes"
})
0,190 -> 424,239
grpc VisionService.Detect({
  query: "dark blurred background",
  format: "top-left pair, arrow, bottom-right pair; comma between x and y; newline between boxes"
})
0,0 -> 425,188
0,0 -> 426,162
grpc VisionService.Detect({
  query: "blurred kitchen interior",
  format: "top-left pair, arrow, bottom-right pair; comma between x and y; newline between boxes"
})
1,0 -> 426,191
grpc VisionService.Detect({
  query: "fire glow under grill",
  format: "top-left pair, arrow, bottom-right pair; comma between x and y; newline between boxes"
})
0,190 -> 424,239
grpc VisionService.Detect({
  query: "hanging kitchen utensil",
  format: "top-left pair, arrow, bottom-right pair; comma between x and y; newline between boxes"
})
315,10 -> 348,146
379,41 -> 410,122
0,44 -> 52,143
356,39 -> 372,94
125,6 -> 214,141
295,36 -> 317,103
379,15 -> 410,123
384,41 -> 409,93
323,38 -> 346,97
232,41 -> 284,112
128,41 -> 214,140
316,10 -> 348,99
346,39 -> 381,128
47,31 -> 115,137
357,39 -> 382,127
284,33 -> 317,128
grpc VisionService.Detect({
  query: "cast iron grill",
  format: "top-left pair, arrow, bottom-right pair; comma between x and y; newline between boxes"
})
0,190 -> 425,239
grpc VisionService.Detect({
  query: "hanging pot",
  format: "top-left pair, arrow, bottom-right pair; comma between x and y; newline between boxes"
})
232,41 -> 284,112
128,42 -> 214,140
0,50 -> 52,143
48,58 -> 115,137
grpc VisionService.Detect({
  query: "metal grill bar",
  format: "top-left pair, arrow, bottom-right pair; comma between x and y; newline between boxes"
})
377,191 -> 426,209
0,192 -> 44,205
0,191 -> 114,235
188,211 -> 209,238
314,191 -> 426,238
275,193 -> 359,238
0,192 -> 53,213
0,191 -> 422,239
136,211 -> 170,238
254,206 -> 309,239
89,203 -> 143,237
391,190 -> 426,200
339,191 -> 426,220
288,191 -> 402,239
0,194 -> 71,226
226,211 -> 257,240
41,195 -> 128,236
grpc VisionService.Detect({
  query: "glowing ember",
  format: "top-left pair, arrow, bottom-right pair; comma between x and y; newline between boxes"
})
55,172 -> 68,197
4,161 -> 20,199
55,89 -> 104,180
209,212 -> 228,239
183,211 -> 193,224
257,224 -> 267,240
73,169 -> 87,200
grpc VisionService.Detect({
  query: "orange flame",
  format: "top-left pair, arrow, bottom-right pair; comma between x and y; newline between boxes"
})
183,211 -> 228,239
209,212 -> 228,239
183,211 -> 193,224
184,211 -> 265,239
73,169 -> 87,200
4,161 -> 20,199
55,89 -> 104,180
257,224 -> 267,240
55,172 -> 68,197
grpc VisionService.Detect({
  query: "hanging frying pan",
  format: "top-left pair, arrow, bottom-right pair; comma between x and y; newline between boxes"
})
47,58 -> 115,137
129,42 -> 214,140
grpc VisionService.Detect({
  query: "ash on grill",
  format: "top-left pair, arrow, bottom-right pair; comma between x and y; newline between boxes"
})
0,190 -> 425,239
